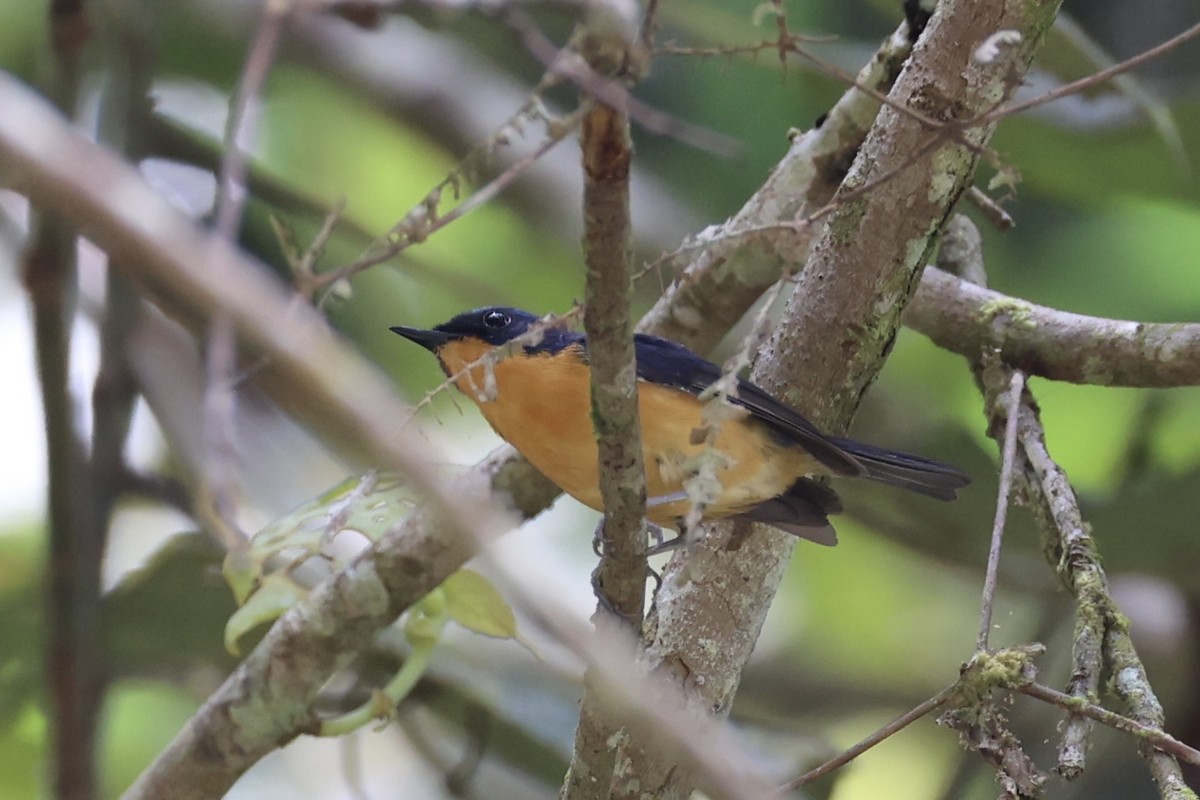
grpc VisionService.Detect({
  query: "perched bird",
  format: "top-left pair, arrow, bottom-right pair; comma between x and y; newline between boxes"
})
392,307 -> 969,546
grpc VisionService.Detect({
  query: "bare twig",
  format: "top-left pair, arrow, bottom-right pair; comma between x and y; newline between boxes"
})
1021,683 -> 1200,767
779,684 -> 959,791
317,103 -> 589,291
977,370 -> 1024,651
964,185 -> 1014,230
979,19 -> 1200,126
212,4 -> 287,240
274,196 -> 346,297
661,20 -> 999,171
25,213 -> 100,800
637,22 -> 914,351
81,31 -> 158,800
579,102 -> 646,628
505,9 -> 740,156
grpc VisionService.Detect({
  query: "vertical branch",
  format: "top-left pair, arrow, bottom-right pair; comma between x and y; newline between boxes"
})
562,11 -> 647,797
581,105 -> 645,627
26,216 -> 101,800
25,3 -> 101,799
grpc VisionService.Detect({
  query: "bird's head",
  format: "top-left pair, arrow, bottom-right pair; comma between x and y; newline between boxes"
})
391,307 -> 545,377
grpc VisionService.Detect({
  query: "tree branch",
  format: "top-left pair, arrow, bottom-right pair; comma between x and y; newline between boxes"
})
26,2 -> 103,797
908,268 -> 1200,387
563,15 -> 650,794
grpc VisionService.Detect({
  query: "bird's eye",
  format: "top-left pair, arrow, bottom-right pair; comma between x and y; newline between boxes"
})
482,310 -> 510,329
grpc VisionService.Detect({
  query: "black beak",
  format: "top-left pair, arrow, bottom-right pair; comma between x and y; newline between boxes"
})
390,325 -> 453,352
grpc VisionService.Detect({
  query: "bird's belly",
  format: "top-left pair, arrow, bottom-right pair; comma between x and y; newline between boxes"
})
471,356 -> 822,523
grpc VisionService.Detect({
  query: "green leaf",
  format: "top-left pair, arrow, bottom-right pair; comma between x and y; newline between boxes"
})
222,547 -> 258,606
224,572 -> 310,656
441,569 -> 519,641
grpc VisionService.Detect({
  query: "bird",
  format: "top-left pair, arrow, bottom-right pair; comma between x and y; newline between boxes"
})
391,307 -> 970,546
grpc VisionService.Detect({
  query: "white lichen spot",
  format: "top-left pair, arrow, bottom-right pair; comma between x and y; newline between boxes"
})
691,223 -> 725,246
904,236 -> 930,271
927,151 -> 961,203
874,293 -> 898,318
1114,667 -> 1144,699
672,304 -> 703,331
345,561 -> 392,618
974,30 -> 1023,64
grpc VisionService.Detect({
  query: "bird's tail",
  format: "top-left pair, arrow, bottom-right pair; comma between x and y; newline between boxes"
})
828,437 -> 971,501
738,477 -> 843,547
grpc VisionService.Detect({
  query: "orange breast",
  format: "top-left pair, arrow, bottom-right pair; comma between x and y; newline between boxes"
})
437,339 -> 824,524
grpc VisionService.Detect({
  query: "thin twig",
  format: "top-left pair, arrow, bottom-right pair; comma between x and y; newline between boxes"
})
1020,683 -> 1200,767
294,196 -> 346,298
661,29 -> 992,167
505,8 -> 740,156
212,3 -> 288,239
635,22 -> 916,352
976,370 -> 1024,651
318,103 -> 589,290
580,104 -> 646,626
964,186 -> 1014,231
979,19 -> 1200,125
779,684 -> 959,791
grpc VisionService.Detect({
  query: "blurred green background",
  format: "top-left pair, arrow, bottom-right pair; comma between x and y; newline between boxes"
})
1,0 -> 1199,798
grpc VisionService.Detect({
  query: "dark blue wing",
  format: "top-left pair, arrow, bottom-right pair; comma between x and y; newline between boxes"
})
630,334 -> 866,477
